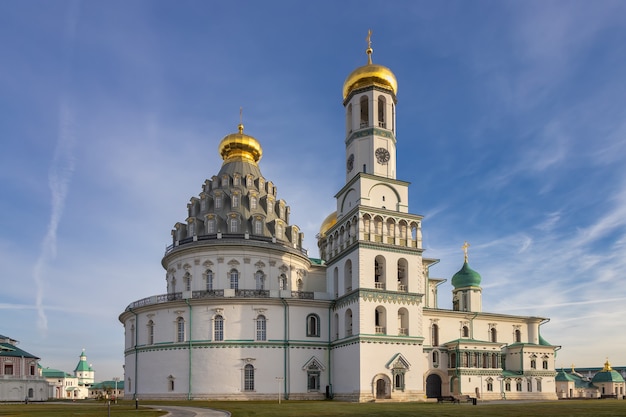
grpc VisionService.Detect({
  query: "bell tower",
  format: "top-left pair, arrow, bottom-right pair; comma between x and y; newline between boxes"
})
319,32 -> 428,402
343,30 -> 398,184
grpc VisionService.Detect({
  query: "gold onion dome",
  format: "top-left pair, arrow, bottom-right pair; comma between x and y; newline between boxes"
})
319,211 -> 337,237
218,123 -> 262,164
342,31 -> 398,101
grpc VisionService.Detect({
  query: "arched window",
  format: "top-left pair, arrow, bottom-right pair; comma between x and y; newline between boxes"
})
375,306 -> 386,334
516,379 -> 522,391
250,196 -> 258,209
347,103 -> 353,133
176,317 -> 185,342
505,379 -> 511,391
462,325 -> 469,338
244,364 -> 255,391
276,223 -> 283,238
432,350 -> 439,365
214,315 -> 224,341
345,309 -> 353,337
279,273 -> 287,290
378,96 -> 386,128
490,327 -> 497,342
398,308 -> 408,336
246,176 -> 253,188
542,359 -> 549,369
530,359 -> 537,369
374,256 -> 385,289
307,314 -> 320,337
215,196 -> 222,210
147,320 -> 154,345
256,315 -> 266,341
184,272 -> 191,291
432,323 -> 439,346
397,258 -> 408,291
359,95 -> 369,127
233,175 -> 241,186
229,217 -> 238,233
515,329 -> 521,343
462,352 -> 470,367
486,378 -> 493,392
206,269 -> 214,291
344,259 -> 352,293
450,353 -> 457,368
255,271 -> 265,290
230,269 -> 239,290
130,324 -> 135,347
207,218 -> 216,234
232,194 -> 239,208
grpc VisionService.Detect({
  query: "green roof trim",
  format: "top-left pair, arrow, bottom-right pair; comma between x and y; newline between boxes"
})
0,343 -> 39,359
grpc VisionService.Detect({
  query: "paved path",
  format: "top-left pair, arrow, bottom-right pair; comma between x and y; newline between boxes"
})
147,405 -> 230,417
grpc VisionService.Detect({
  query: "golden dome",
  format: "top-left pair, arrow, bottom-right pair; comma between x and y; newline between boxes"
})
342,32 -> 397,100
218,123 -> 262,164
319,211 -> 337,237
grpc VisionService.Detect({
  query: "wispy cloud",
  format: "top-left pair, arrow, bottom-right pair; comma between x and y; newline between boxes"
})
33,100 -> 76,334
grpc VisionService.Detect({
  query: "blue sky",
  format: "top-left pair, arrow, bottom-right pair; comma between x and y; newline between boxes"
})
2,1 -> 626,381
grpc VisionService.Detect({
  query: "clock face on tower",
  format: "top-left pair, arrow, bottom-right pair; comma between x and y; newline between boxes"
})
347,154 -> 354,172
375,147 -> 390,164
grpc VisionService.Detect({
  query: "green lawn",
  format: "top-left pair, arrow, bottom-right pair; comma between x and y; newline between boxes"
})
1,399 -> 625,417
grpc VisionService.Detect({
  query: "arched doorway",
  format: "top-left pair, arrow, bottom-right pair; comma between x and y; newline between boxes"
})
426,373 -> 442,398
372,374 -> 391,400
376,378 -> 387,399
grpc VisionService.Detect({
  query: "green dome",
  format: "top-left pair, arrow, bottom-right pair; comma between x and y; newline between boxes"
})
555,369 -> 576,382
592,361 -> 625,383
451,262 -> 482,289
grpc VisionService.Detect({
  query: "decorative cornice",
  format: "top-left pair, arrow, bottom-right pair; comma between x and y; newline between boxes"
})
345,127 -> 397,148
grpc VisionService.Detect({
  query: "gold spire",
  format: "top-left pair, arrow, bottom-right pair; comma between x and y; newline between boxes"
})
366,29 -> 373,64
218,110 -> 262,164
603,358 -> 613,372
462,241 -> 470,262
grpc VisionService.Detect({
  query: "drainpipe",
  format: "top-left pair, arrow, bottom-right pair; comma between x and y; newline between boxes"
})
185,298 -> 193,400
281,298 -> 289,400
469,312 -> 479,339
327,302 -> 335,399
129,308 -> 139,400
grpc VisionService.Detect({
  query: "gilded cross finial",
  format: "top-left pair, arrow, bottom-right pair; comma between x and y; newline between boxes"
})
238,107 -> 244,134
366,29 -> 373,64
462,241 -> 470,262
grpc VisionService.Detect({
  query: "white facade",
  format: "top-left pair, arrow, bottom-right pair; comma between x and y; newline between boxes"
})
119,40 -> 558,402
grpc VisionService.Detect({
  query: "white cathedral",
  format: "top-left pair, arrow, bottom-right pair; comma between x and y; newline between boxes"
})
119,37 -> 559,402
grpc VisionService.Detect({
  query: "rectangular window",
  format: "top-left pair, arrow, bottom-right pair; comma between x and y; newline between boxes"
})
234,176 -> 240,186
214,317 -> 224,341
255,220 -> 262,235
215,197 -> 222,209
4,364 -> 13,375
256,318 -> 266,341
244,365 -> 254,391
307,373 -> 320,391
267,201 -> 273,214
177,319 -> 185,342
208,220 -> 216,234
251,196 -> 257,209
232,194 -> 239,208
206,271 -> 213,291
230,218 -> 238,233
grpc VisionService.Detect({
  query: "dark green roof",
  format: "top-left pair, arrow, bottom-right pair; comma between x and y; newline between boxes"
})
90,380 -> 125,390
451,261 -> 482,289
309,258 -> 324,265
42,368 -> 72,378
538,334 -> 552,346
592,369 -> 625,383
0,343 -> 39,359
